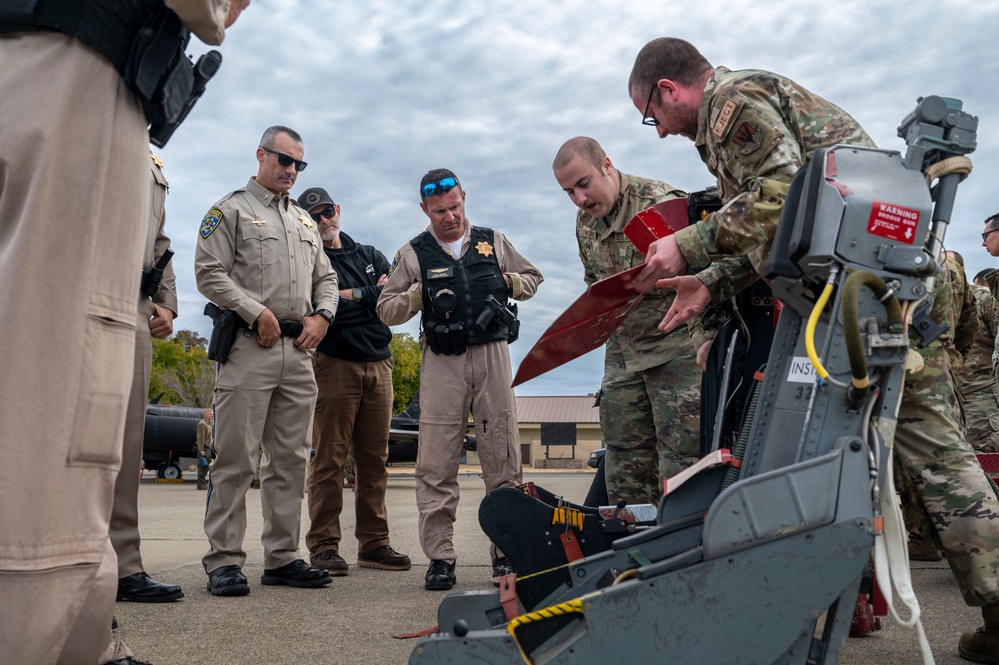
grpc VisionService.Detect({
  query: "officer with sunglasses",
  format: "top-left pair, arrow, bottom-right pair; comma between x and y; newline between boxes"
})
377,168 -> 543,591
195,125 -> 339,598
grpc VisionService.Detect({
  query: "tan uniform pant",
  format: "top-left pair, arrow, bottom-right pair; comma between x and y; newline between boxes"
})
203,333 -> 318,573
109,300 -> 156,578
0,34 -> 148,664
307,354 -> 394,554
416,340 -> 522,562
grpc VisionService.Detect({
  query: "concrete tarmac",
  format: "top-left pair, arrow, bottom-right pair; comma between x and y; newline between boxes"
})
115,469 -> 980,665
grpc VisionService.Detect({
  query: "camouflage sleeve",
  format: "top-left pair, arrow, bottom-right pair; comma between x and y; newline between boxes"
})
674,98 -> 803,268
952,264 -> 978,359
687,303 -> 726,351
695,254 -> 759,304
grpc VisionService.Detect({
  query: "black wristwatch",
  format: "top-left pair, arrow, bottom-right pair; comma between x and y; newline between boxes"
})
352,288 -> 363,303
314,309 -> 334,323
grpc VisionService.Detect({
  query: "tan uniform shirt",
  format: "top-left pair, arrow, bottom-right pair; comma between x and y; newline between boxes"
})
195,177 -> 338,325
145,152 -> 178,316
377,220 -> 543,326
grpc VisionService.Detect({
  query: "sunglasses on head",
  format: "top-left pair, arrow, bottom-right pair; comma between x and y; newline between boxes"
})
261,146 -> 308,172
421,177 -> 457,197
310,205 -> 336,222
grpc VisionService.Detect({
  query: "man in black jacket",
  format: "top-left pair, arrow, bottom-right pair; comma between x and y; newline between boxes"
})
297,186 -> 411,575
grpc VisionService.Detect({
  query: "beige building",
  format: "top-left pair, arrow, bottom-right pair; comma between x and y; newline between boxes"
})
515,395 -> 601,469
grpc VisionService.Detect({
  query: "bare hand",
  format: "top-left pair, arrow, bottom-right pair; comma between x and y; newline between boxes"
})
296,315 -> 329,350
656,275 -> 711,333
225,0 -> 250,28
630,235 -> 689,291
148,304 -> 174,339
376,274 -> 388,286
696,340 -> 712,370
255,309 -> 281,347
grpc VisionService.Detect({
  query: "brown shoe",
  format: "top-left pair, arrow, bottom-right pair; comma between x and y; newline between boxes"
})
960,606 -> 999,662
358,545 -> 411,571
310,550 -> 349,576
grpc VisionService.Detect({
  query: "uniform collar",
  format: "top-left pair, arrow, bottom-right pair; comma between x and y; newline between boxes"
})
694,66 -> 731,149
246,177 -> 290,209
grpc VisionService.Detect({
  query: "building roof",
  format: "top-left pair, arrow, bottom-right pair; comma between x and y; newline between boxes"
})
515,395 -> 600,424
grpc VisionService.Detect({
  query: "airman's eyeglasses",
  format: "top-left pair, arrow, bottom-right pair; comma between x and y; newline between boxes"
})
310,206 -> 336,222
261,146 -> 308,172
641,85 -> 660,127
421,177 -> 458,197
983,228 -> 998,242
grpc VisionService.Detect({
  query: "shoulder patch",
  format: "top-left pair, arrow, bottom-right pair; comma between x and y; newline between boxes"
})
712,98 -> 742,139
200,208 -> 223,238
731,119 -> 764,155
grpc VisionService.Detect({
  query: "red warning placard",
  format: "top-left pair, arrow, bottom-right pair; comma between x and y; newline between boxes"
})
867,201 -> 921,245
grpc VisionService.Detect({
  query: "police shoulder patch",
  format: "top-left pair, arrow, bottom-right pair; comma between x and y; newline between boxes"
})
200,208 -> 223,238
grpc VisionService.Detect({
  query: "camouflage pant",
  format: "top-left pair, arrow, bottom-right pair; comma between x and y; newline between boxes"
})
963,387 -> 999,453
894,343 -> 999,606
602,351 -> 701,506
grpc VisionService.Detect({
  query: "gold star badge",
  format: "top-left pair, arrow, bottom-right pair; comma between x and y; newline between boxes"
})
300,214 -> 313,229
475,240 -> 494,257
149,151 -> 163,169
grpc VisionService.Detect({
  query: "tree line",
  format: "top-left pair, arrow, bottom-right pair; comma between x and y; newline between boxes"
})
150,331 -> 422,414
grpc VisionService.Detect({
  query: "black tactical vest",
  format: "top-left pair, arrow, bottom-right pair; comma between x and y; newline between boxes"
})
412,227 -> 511,355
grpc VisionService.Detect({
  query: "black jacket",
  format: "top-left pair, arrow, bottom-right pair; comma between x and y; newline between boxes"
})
316,232 -> 392,362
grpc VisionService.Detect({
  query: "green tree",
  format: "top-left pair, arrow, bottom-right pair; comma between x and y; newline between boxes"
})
150,332 -> 215,408
389,332 -> 421,413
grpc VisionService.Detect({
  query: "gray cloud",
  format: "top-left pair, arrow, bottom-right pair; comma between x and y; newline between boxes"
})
158,0 -> 999,396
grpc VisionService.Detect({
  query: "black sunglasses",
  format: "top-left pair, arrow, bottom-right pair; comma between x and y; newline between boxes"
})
983,228 -> 999,242
641,85 -> 659,127
310,205 -> 336,222
261,146 -> 308,172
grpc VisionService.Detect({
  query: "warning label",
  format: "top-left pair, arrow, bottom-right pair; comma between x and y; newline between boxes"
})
867,201 -> 921,245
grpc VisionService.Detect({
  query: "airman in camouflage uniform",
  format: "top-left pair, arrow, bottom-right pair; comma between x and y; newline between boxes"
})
628,37 -> 999,660
553,137 -> 700,504
958,285 -> 999,451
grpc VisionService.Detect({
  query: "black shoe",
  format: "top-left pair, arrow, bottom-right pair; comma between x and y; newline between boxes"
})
207,565 -> 250,597
260,559 -> 332,588
425,559 -> 456,591
111,616 -> 118,630
117,572 -> 184,603
104,658 -> 152,665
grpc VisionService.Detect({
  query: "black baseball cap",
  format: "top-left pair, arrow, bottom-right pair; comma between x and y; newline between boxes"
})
297,187 -> 335,211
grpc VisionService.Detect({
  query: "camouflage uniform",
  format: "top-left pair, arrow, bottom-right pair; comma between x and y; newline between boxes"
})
576,172 -> 700,504
896,274 -> 999,605
668,66 -> 999,607
957,286 -> 999,452
942,258 -> 978,433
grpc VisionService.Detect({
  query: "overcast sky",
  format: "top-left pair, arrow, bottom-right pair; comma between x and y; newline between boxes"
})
157,0 -> 999,397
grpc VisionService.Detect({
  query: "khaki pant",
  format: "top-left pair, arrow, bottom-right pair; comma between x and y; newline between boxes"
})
203,333 -> 318,572
307,354 -> 394,554
110,300 -> 156,578
416,340 -> 522,562
0,33 -> 148,664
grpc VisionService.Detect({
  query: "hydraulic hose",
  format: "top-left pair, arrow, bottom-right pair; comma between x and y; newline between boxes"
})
841,270 -> 904,406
